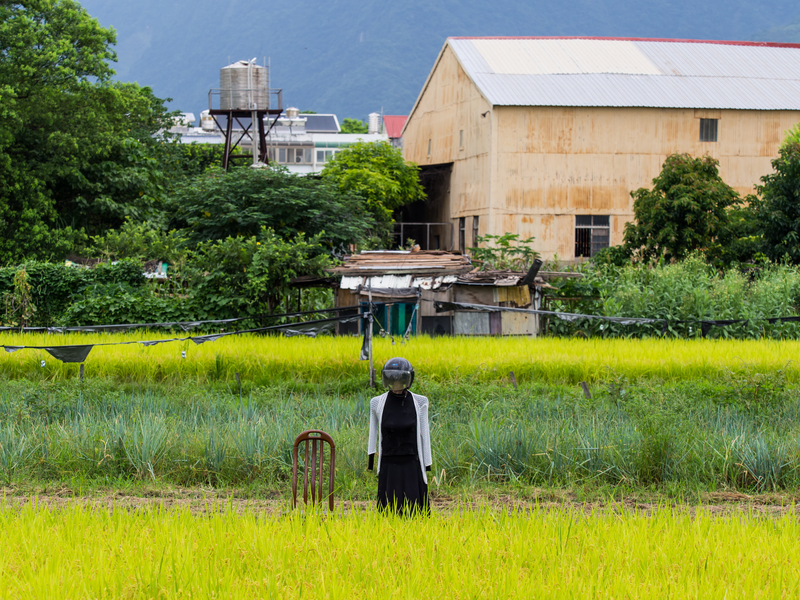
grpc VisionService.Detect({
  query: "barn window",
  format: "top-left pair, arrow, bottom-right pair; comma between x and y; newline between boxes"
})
459,129 -> 464,149
700,119 -> 718,142
459,217 -> 466,253
575,216 -> 610,258
472,216 -> 480,247
427,139 -> 432,156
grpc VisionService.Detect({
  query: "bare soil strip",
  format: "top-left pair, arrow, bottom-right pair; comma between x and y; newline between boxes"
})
2,488 -> 798,517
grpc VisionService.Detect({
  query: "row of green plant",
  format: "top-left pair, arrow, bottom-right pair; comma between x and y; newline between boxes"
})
0,373 -> 797,492
1,335 -> 797,386
546,254 -> 800,338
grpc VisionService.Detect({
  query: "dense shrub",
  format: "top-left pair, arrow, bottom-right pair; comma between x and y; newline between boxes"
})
0,259 -> 145,326
546,255 -> 800,338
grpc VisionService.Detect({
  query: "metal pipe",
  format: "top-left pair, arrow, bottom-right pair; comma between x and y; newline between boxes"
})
368,282 -> 374,387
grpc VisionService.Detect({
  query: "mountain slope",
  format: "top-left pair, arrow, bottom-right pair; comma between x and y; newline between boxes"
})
753,17 -> 800,44
78,0 -> 800,120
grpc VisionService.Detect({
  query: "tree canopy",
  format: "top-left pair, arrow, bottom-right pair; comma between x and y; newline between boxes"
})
0,0 -> 175,264
339,118 -> 368,133
321,140 -> 425,229
622,154 -> 741,263
751,142 -> 800,263
167,166 -> 379,253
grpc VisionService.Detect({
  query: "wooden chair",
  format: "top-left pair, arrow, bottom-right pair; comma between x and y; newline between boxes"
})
292,430 -> 336,511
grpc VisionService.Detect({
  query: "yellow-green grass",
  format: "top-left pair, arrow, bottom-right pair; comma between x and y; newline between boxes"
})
1,332 -> 798,384
0,503 -> 797,598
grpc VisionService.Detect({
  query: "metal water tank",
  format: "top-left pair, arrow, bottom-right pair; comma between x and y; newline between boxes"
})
200,110 -> 216,131
368,112 -> 381,134
220,60 -> 269,110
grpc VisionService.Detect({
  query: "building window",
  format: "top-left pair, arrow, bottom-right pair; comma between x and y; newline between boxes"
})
316,149 -> 336,164
575,215 -> 610,258
272,147 -> 316,165
472,216 -> 479,247
700,118 -> 718,142
459,129 -> 464,149
427,139 -> 432,156
459,217 -> 466,253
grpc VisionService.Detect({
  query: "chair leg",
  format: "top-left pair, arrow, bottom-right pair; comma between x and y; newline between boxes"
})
319,444 -> 325,508
291,445 -> 299,509
303,440 -> 310,505
328,447 -> 336,512
311,440 -> 319,504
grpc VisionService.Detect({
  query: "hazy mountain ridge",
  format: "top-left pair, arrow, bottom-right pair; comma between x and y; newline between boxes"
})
78,0 -> 800,120
753,17 -> 800,44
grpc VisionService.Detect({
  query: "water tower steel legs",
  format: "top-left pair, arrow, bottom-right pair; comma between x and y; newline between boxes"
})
210,108 -> 282,170
222,116 -> 233,170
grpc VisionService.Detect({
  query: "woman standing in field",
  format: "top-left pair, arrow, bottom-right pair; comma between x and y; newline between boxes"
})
368,357 -> 432,515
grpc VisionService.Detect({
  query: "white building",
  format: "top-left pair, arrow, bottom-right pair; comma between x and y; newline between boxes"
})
264,108 -> 388,173
174,108 -> 389,173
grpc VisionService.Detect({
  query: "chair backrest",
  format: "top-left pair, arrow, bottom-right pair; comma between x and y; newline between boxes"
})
292,429 -> 336,511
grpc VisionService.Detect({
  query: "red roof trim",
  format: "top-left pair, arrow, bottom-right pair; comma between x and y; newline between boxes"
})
447,36 -> 800,49
383,115 -> 408,139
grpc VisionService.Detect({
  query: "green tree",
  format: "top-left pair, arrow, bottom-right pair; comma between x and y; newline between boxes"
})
321,141 -> 425,229
168,166 -> 378,253
0,0 -> 176,263
185,228 -> 331,318
784,122 -> 800,148
623,154 -> 741,263
751,142 -> 800,263
468,233 -> 539,271
340,118 -> 368,133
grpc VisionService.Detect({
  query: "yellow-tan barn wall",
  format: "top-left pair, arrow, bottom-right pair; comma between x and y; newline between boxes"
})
490,105 -> 800,258
403,45 -> 493,237
403,46 -> 800,259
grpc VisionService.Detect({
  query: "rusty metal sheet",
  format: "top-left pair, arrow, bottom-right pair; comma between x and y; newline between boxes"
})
452,285 -> 495,305
501,311 -> 538,336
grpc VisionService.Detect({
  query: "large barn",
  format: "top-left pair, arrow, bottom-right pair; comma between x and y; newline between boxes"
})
400,37 -> 800,260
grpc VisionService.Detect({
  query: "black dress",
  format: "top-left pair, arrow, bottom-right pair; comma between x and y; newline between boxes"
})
371,390 -> 429,515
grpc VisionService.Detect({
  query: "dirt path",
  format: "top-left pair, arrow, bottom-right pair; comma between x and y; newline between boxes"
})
2,488 -> 799,517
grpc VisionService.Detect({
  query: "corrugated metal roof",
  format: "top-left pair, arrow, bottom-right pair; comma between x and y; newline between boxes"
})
383,115 -> 408,138
448,37 -> 800,110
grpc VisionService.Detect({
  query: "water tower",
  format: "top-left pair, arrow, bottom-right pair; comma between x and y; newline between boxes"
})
208,59 -> 283,169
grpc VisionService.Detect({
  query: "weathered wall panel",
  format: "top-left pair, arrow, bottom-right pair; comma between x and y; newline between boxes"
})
453,312 -> 490,335
489,106 -> 800,259
501,312 -> 538,336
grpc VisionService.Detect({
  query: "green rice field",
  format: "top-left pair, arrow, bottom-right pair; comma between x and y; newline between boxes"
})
1,333 -> 799,384
2,334 -> 799,597
0,503 -> 797,599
